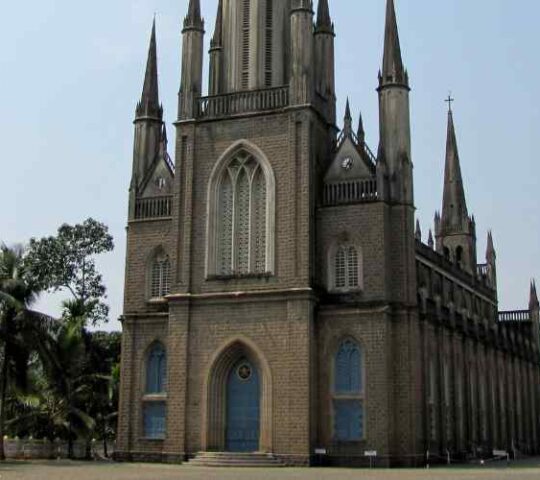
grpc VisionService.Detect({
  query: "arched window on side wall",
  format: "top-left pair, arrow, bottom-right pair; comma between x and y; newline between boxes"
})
143,343 -> 167,439
150,252 -> 171,299
333,339 -> 364,442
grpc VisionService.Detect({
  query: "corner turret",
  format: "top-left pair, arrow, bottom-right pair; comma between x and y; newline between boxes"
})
132,20 -> 164,196
377,0 -> 413,205
179,0 -> 204,120
290,0 -> 314,105
314,0 -> 336,124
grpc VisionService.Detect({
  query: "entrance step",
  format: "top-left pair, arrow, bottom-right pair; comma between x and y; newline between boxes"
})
189,452 -> 285,467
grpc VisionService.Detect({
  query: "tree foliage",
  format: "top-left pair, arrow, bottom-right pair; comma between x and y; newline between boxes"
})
0,244 -> 54,460
1,221 -> 120,459
24,219 -> 114,326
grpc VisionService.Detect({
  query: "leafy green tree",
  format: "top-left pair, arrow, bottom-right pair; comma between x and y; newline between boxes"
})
24,219 -> 114,326
0,244 -> 52,460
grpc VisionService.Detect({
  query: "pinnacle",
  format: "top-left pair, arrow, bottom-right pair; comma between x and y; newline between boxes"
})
381,0 -> 406,84
428,230 -> 434,249
530,279 -> 539,309
316,0 -> 333,33
136,19 -> 162,120
357,112 -> 365,144
211,0 -> 223,48
343,99 -> 353,137
184,0 -> 204,30
415,220 -> 422,242
486,230 -> 496,260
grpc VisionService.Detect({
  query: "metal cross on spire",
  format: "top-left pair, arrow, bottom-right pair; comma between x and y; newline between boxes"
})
445,93 -> 455,113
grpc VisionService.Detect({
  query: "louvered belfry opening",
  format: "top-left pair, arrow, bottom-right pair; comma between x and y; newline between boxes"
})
264,0 -> 273,87
241,0 -> 251,90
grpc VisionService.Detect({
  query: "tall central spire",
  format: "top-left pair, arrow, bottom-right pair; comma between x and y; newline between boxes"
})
136,19 -> 162,119
380,0 -> 407,86
441,107 -> 468,229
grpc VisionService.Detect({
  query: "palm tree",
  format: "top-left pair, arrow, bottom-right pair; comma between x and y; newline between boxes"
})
0,244 -> 50,460
35,300 -> 99,459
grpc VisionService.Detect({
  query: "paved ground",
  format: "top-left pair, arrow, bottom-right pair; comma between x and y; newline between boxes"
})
1,460 -> 540,480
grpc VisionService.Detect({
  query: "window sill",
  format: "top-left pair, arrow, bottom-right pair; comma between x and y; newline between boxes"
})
139,437 -> 166,442
328,288 -> 364,295
331,439 -> 367,445
207,272 -> 274,281
147,297 -> 168,305
142,394 -> 168,401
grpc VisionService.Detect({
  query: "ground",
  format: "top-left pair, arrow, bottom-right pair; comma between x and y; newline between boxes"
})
2,460 -> 540,480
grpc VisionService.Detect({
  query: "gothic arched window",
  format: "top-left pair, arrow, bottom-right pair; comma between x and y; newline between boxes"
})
333,339 -> 364,442
208,144 -> 275,277
143,343 -> 167,439
150,252 -> 171,298
332,245 -> 362,291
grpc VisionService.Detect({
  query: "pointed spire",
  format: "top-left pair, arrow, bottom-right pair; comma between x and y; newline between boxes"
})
530,280 -> 539,310
434,211 -> 441,235
441,107 -> 468,230
357,112 -> 365,144
486,230 -> 496,261
381,0 -> 406,84
184,0 -> 204,30
316,0 -> 333,33
343,99 -> 353,136
161,123 -> 168,147
211,0 -> 223,48
415,220 -> 422,242
428,230 -> 434,249
136,19 -> 162,119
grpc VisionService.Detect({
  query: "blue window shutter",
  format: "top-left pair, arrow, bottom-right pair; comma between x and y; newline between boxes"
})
334,400 -> 348,441
335,340 -> 362,394
146,344 -> 167,394
349,400 -> 363,440
335,346 -> 349,394
349,346 -> 361,393
334,400 -> 363,441
144,402 -> 166,439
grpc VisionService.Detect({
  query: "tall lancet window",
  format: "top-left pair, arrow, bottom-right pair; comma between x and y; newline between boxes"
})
333,339 -> 365,442
212,148 -> 274,277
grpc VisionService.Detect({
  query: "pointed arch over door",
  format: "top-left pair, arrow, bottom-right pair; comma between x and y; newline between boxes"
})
202,337 -> 273,453
206,140 -> 276,278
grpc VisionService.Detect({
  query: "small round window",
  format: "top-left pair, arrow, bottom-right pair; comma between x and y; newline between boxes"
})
237,363 -> 252,381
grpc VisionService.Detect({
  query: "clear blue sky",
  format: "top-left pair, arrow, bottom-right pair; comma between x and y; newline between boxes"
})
1,0 -> 539,331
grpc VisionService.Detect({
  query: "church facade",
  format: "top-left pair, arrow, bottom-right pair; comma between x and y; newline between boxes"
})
115,0 -> 540,466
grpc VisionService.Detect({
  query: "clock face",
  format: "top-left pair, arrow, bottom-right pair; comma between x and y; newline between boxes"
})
155,177 -> 167,190
341,157 -> 354,170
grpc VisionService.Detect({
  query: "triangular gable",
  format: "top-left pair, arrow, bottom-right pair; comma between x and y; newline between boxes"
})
324,136 -> 375,183
140,152 -> 175,198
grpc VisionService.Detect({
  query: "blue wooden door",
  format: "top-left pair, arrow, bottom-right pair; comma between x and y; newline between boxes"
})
226,359 -> 260,452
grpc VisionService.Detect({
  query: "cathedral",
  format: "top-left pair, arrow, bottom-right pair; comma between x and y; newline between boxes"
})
116,0 -> 540,467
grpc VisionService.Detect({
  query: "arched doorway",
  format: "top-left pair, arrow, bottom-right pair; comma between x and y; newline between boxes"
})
226,358 -> 260,452
203,338 -> 273,453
